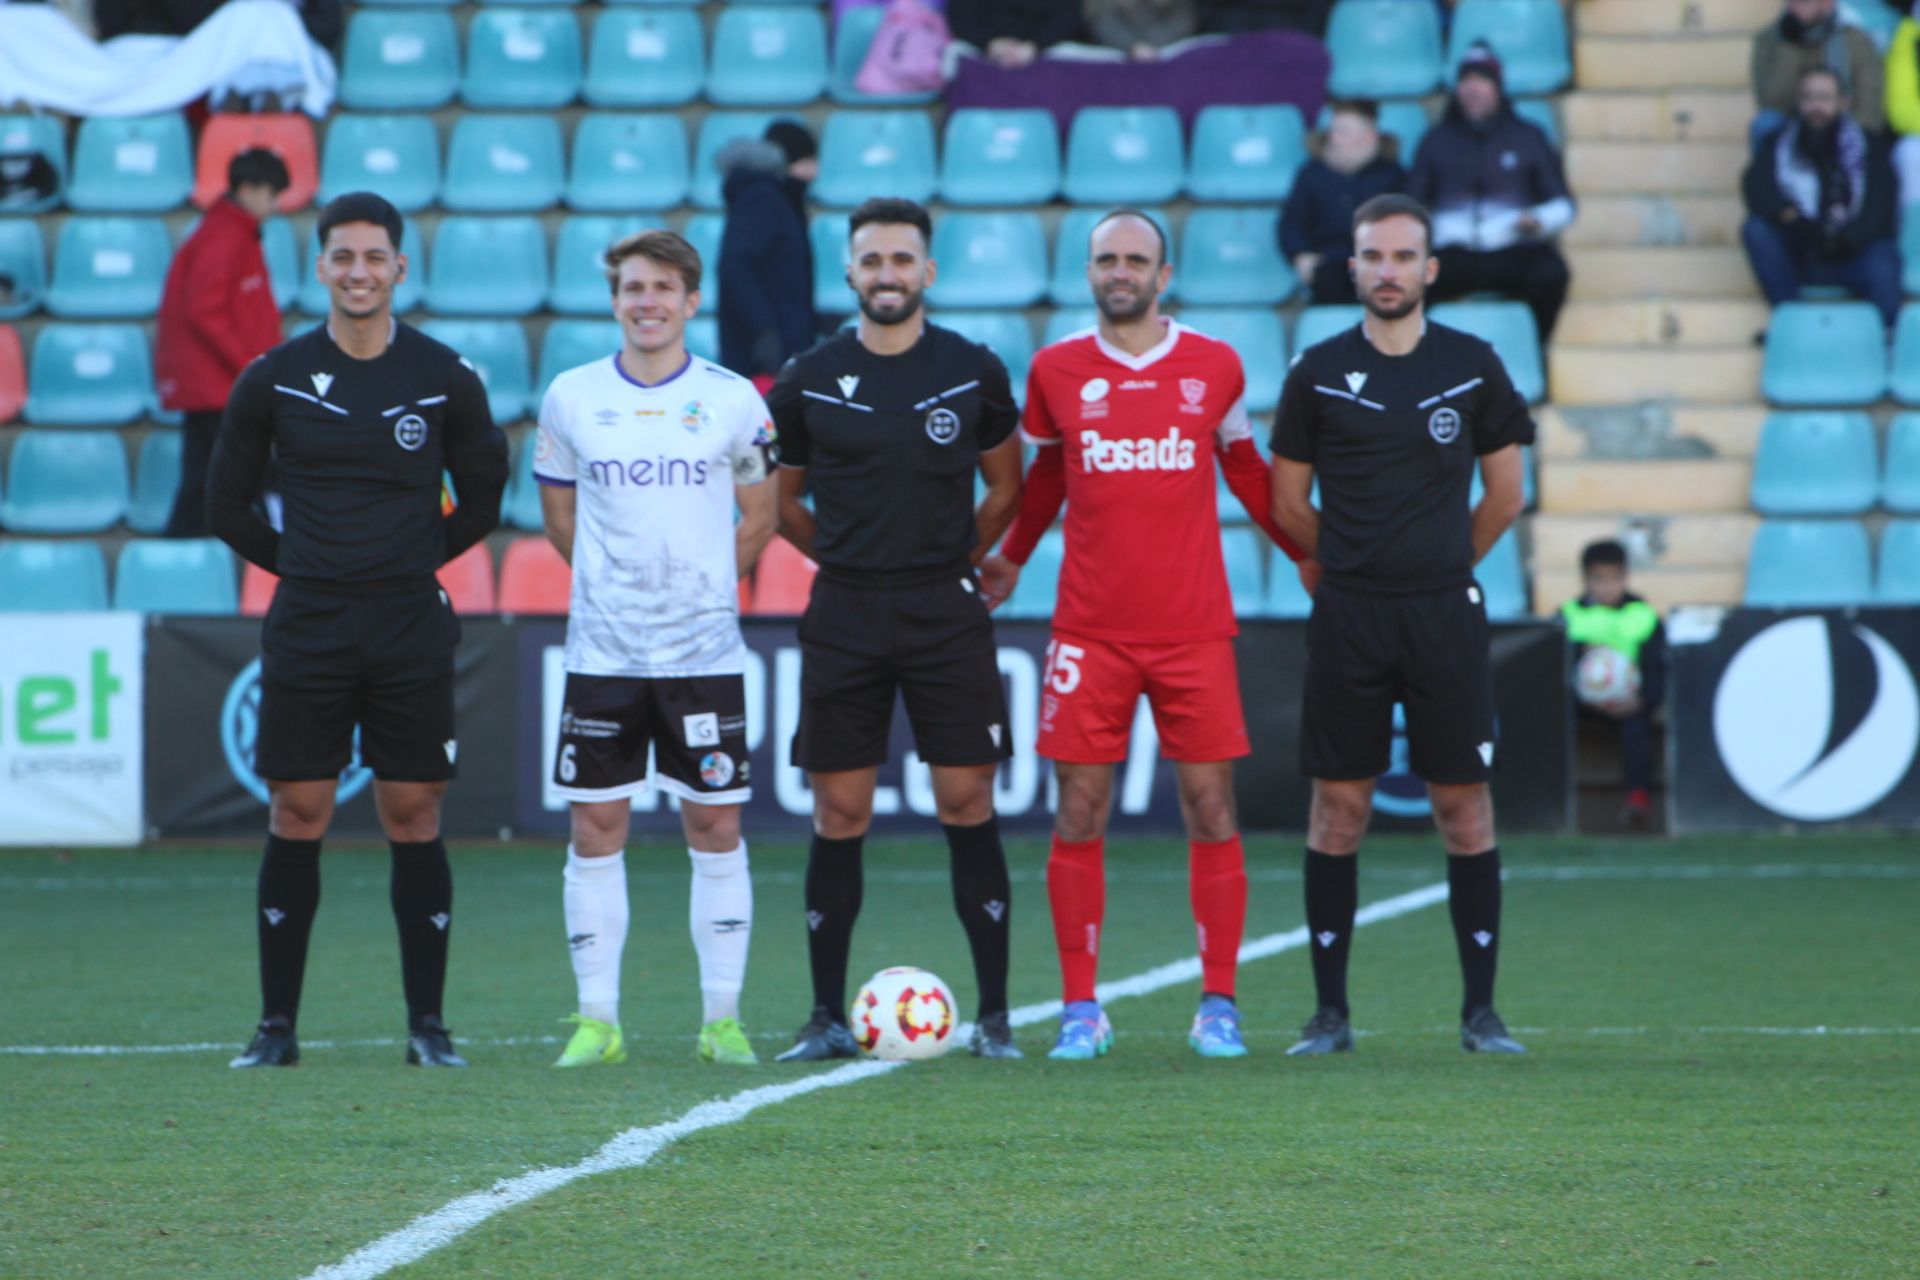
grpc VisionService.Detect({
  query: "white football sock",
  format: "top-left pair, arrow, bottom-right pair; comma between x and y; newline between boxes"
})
563,845 -> 628,1025
689,843 -> 751,1023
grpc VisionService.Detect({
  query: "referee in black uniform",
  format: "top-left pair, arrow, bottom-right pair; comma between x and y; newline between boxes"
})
766,197 -> 1025,1061
1269,193 -> 1533,1056
208,192 -> 508,1068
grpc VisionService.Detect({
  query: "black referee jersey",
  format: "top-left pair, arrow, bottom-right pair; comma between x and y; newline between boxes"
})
206,322 -> 508,589
766,325 -> 1018,583
1270,321 -> 1534,592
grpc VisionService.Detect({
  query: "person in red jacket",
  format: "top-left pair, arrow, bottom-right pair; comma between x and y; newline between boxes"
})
156,147 -> 289,536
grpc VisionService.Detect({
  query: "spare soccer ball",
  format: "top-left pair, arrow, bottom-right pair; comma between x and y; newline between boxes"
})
851,966 -> 957,1061
1575,645 -> 1641,707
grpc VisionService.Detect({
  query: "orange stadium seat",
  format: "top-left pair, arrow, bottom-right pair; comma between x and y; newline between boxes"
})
0,324 -> 23,423
239,562 -> 278,615
192,114 -> 318,212
436,541 -> 497,613
748,538 -> 816,615
498,535 -> 572,614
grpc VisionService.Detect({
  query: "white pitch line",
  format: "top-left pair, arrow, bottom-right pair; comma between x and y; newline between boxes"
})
302,881 -> 1449,1280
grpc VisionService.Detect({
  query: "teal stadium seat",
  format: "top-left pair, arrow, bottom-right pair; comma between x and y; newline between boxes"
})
318,114 -> 441,211
113,538 -> 237,613
420,320 -> 532,424
260,217 -> 300,311
1266,550 -> 1313,618
686,315 -> 718,362
813,110 -> 937,208
24,323 -> 152,425
1761,302 -> 1888,405
357,0 -> 454,9
585,9 -> 704,107
0,219 -> 47,318
932,311 -> 1034,405
692,112 -> 795,208
299,219 -> 426,316
442,115 -> 565,211
0,540 -> 110,611
1378,100 -> 1431,163
810,212 -> 851,315
567,114 -> 690,211
552,215 -> 650,313
427,216 -> 549,315
539,320 -> 622,398
1294,304 -> 1363,350
927,212 -> 1047,308
1,429 -> 129,532
1220,527 -> 1266,616
939,108 -> 1060,206
126,429 -> 181,534
461,9 -> 583,109
1902,214 -> 1920,298
1477,527 -> 1529,618
67,113 -> 192,212
1886,414 -> 1920,513
830,3 -> 939,105
1447,0 -> 1571,93
708,7 -> 829,105
0,114 -> 67,212
682,213 -> 724,308
1179,208 -> 1298,305
1187,105 -> 1307,203
1003,530 -> 1063,618
1050,207 -> 1172,305
1044,307 -> 1098,345
1744,518 -> 1873,606
1063,106 -> 1185,205
1325,0 -> 1445,97
1750,412 -> 1879,515
1891,304 -> 1920,404
339,9 -> 460,110
1512,97 -> 1561,147
1877,519 -> 1920,603
1429,301 -> 1545,402
1179,308 -> 1287,413
503,431 -> 544,530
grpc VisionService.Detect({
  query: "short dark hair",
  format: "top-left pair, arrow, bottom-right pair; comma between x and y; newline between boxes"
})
604,228 -> 701,295
316,192 -> 404,253
228,148 -> 289,196
1582,539 -> 1629,572
1089,208 -> 1169,268
848,196 -> 933,248
1353,193 -> 1433,247
1326,97 -> 1380,122
1799,64 -> 1844,93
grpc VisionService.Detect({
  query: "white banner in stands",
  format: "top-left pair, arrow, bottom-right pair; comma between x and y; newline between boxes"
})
0,614 -> 144,846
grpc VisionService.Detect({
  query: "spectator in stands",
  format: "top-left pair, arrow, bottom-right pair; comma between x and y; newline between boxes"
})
1888,9 -> 1920,204
155,147 -> 288,538
1561,539 -> 1666,831
1200,0 -> 1330,36
1279,99 -> 1406,305
1084,0 -> 1199,58
1741,66 -> 1901,327
1751,0 -> 1884,139
1406,42 -> 1576,341
717,122 -> 818,390
947,0 -> 1084,67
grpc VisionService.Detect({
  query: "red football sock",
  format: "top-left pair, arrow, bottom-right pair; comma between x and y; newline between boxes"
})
1190,836 -> 1248,998
1047,835 -> 1106,1004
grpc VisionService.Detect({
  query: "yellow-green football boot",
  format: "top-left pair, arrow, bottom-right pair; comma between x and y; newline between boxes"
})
553,1014 -> 626,1068
697,1016 -> 758,1065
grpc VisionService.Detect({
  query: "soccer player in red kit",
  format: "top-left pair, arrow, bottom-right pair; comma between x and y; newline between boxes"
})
979,210 -> 1311,1059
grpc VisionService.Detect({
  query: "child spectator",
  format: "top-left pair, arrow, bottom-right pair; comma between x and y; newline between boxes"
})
1562,540 -> 1667,830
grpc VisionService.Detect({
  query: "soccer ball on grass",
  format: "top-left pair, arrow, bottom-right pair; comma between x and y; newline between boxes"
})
851,966 -> 957,1061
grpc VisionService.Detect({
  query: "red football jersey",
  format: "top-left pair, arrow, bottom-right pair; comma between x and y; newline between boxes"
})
1023,320 -> 1253,643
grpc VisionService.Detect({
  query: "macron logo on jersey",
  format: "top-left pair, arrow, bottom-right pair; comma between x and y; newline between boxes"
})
1079,426 -> 1199,474
311,372 -> 334,398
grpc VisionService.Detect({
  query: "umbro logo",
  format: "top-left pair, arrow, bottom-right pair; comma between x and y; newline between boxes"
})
430,912 -> 451,932
983,900 -> 1006,923
713,919 -> 750,934
263,907 -> 286,926
567,932 -> 595,950
1473,930 -> 1494,948
311,372 -> 334,399
1344,371 -> 1368,395
1316,930 -> 1338,948
805,910 -> 824,932
836,374 -> 860,400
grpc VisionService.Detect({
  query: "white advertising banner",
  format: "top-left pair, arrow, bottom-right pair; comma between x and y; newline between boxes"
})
0,614 -> 144,846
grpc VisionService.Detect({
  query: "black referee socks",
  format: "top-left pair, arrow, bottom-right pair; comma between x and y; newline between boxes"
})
1446,848 -> 1503,1019
390,839 -> 454,1029
1303,848 -> 1358,1018
257,834 -> 322,1026
803,833 -> 865,1023
943,817 -> 1011,1019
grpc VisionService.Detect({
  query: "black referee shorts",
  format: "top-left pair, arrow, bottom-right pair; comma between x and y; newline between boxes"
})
1301,579 -> 1496,786
793,573 -> 1013,773
255,581 -> 459,784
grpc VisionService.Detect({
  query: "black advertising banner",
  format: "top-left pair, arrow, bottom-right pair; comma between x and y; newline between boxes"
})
145,616 -> 518,839
1669,608 -> 1920,833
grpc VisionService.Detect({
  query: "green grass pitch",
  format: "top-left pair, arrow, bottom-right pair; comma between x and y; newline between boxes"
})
3,833 -> 1915,1278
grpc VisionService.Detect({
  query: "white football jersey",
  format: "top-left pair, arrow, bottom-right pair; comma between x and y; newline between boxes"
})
535,353 -> 775,678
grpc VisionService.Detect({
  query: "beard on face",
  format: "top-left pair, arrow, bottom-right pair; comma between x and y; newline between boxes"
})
857,281 -> 923,325
1362,281 -> 1422,321
1095,278 -> 1157,322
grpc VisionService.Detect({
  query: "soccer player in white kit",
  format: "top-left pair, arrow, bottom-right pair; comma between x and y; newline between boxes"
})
534,230 -> 779,1067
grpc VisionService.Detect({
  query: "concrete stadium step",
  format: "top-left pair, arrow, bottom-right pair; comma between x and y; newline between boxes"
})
1540,457 -> 1753,513
1531,512 -> 1760,568
1561,195 -> 1746,247
1576,0 -> 1778,37
1536,404 -> 1764,459
1564,141 -> 1748,195
1561,91 -> 1756,143
1555,300 -> 1768,348
1567,246 -> 1755,298
1576,36 -> 1749,90
1548,345 -> 1763,403
1533,564 -> 1745,610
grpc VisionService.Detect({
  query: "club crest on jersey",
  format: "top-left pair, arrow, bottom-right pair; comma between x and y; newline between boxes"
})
1181,377 -> 1206,405
680,400 -> 711,434
926,406 -> 962,445
394,413 -> 428,451
1080,377 -> 1110,403
1428,406 -> 1462,445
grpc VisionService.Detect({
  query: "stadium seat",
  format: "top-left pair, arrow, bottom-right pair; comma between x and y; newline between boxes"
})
567,113 -> 690,211
0,218 -> 47,319
299,218 -> 427,316
1448,0 -> 1572,94
1477,527 -> 1529,618
1050,207 -> 1172,305
1903,215 -> 1920,298
426,216 -> 549,316
1266,550 -> 1313,618
1044,307 -> 1098,345
1760,302 -> 1889,406
46,217 -> 170,318
1179,208 -> 1298,306
260,218 -> 299,312
498,535 -> 573,613
112,538 -> 237,613
340,8 -> 461,110
1512,97 -> 1561,148
1750,412 -> 1879,516
1876,518 -> 1920,603
420,319 -> 533,424
1003,530 -> 1063,618
435,541 -> 497,614
585,8 -> 705,106
686,315 -> 718,363
442,115 -> 565,212
67,112 -> 193,211
1429,301 -> 1546,402
1891,304 -> 1920,404
0,429 -> 129,532
1294,304 -> 1364,351
1743,518 -> 1873,606
0,324 -> 24,423
1179,308 -> 1287,413
461,9 -> 584,109
1187,105 -> 1308,203
928,212 -> 1047,308
707,6 -> 829,105
691,112 -> 795,208
502,431 -> 545,529
810,212 -> 851,315
125,429 -> 181,534
0,539 -> 110,611
23,323 -> 152,425
551,215 -> 649,313
812,110 -> 937,208
1063,106 -> 1185,205
240,562 -> 278,615
539,319 -> 622,396
748,537 -> 818,614
939,108 -> 1060,206
0,114 -> 67,212
931,311 -> 1035,405
318,113 -> 441,212
1886,414 -> 1920,513
829,3 -> 939,105
1376,100 -> 1432,163
192,114 -> 317,211
682,213 -> 724,308
1324,0 -> 1445,98
1220,527 -> 1265,616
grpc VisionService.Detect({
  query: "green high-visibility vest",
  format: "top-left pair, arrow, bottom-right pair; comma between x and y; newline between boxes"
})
1560,598 -> 1660,662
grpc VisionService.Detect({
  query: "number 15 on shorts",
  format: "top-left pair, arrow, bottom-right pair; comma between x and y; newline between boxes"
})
1044,640 -> 1085,695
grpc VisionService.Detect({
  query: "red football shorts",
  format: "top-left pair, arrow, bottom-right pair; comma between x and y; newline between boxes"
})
1036,635 -> 1250,763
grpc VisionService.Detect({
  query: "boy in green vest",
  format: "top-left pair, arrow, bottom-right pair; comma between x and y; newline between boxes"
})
1562,540 -> 1667,828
